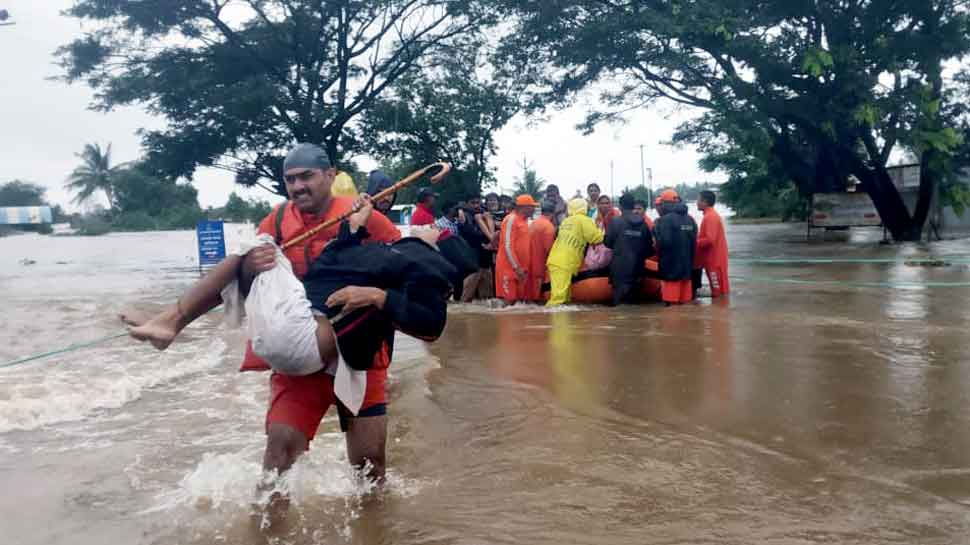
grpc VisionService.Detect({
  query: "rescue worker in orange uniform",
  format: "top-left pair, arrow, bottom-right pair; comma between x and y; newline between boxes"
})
528,199 -> 557,301
234,144 -> 401,494
693,189 -> 730,298
653,189 -> 697,305
495,194 -> 537,304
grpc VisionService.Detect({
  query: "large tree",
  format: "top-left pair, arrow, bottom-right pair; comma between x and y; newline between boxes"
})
358,40 -> 528,202
502,0 -> 970,240
58,0 -> 494,195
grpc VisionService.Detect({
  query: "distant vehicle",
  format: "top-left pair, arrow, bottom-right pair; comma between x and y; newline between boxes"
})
385,204 -> 414,226
51,223 -> 78,236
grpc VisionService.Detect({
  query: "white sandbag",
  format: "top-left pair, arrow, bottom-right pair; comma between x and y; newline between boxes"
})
221,233 -> 321,376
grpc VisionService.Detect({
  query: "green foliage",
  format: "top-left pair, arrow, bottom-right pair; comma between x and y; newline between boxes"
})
512,158 -> 546,200
0,181 -> 63,234
719,179 -> 808,221
358,41 -> 526,200
218,192 -> 274,223
0,180 -> 47,206
501,0 -> 970,240
513,170 -> 545,200
110,165 -> 203,230
940,180 -> 970,217
621,185 -> 652,203
802,48 -> 834,78
58,0 -> 497,196
619,183 -> 718,206
670,182 -> 720,203
112,210 -> 158,231
75,212 -> 112,236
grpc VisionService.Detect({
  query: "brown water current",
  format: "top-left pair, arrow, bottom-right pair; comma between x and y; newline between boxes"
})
2,223 -> 970,544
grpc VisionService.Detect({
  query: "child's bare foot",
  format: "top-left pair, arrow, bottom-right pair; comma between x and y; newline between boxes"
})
125,305 -> 183,350
127,319 -> 178,350
118,307 -> 155,327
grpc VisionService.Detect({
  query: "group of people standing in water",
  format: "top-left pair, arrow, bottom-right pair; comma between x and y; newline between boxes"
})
397,180 -> 731,308
123,145 -> 731,526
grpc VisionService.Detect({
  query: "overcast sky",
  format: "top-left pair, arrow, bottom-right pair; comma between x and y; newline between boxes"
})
0,1 -> 719,211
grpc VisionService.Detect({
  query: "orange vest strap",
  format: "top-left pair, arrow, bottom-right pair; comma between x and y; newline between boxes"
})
273,203 -> 287,245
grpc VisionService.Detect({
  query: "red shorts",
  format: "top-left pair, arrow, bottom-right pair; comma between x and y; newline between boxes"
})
662,279 -> 694,304
265,344 -> 389,442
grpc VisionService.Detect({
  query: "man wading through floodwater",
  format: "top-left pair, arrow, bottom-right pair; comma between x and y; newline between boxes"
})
238,144 -> 401,508
122,145 -> 456,527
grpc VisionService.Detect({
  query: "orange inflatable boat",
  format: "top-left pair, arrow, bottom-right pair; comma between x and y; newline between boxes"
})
540,259 -> 662,304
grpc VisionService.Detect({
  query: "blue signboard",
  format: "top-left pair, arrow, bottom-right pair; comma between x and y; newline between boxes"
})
196,220 -> 226,268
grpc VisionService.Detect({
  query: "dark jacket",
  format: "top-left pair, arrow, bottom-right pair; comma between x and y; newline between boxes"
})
303,222 -> 455,369
458,205 -> 488,247
604,211 -> 655,285
654,203 -> 697,281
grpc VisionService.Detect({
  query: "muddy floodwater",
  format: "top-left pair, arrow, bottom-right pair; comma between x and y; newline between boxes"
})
2,222 -> 970,544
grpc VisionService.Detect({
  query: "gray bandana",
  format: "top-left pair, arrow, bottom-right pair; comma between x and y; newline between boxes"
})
283,143 -> 332,171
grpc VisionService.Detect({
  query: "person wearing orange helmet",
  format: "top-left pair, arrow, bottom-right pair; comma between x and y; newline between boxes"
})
495,194 -> 537,304
653,189 -> 697,305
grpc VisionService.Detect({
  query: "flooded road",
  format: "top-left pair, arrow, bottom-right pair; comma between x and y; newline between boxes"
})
2,222 -> 970,544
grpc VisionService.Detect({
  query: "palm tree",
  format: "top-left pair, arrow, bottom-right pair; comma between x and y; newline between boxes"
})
512,157 -> 546,200
64,143 -> 125,209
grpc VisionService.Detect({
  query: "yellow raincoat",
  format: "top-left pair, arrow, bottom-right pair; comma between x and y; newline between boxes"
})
331,171 -> 358,197
546,198 -> 604,306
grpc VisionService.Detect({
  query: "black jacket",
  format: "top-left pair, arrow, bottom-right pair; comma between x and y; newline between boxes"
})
654,203 -> 697,281
458,206 -> 488,247
302,222 -> 455,369
604,212 -> 655,284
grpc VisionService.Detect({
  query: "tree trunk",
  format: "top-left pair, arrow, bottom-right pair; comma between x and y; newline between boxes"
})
324,135 -> 341,170
912,153 -> 938,240
911,62 -> 946,241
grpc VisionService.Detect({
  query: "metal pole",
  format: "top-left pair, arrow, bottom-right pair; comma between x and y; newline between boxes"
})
610,160 -> 614,199
646,168 -> 654,203
639,145 -> 646,189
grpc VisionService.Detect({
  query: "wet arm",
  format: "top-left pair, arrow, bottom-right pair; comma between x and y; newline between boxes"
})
604,220 -> 618,249
585,219 -> 605,245
697,219 -> 714,250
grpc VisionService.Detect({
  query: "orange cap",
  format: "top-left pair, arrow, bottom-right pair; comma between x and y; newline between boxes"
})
515,194 -> 539,207
660,189 -> 680,202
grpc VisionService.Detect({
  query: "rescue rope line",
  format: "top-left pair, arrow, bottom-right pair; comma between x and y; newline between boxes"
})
0,332 -> 129,369
0,304 -> 433,373
0,306 -> 223,370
